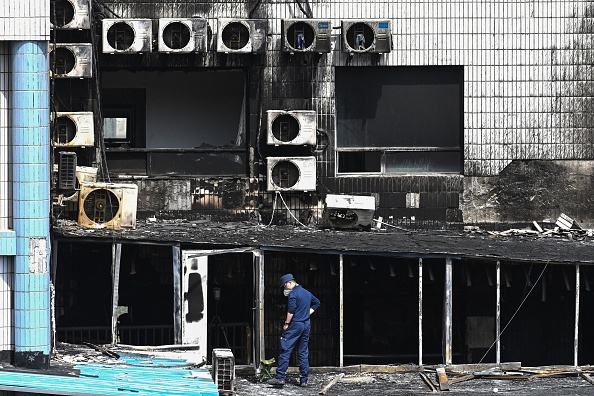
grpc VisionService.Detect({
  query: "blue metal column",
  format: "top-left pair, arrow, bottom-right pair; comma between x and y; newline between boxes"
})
11,41 -> 51,369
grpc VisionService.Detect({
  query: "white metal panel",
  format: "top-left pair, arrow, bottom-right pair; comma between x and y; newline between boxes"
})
181,251 -> 208,361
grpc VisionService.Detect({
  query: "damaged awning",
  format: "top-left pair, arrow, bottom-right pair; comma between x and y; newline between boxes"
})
52,219 -> 594,265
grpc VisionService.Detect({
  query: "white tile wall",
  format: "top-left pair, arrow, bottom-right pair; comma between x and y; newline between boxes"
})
0,0 -> 49,40
0,43 -> 9,230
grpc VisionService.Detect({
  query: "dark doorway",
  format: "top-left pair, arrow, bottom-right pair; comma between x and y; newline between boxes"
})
264,252 -> 340,367
207,253 -> 255,365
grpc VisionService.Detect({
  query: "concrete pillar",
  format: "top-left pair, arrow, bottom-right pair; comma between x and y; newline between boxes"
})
11,41 -> 51,369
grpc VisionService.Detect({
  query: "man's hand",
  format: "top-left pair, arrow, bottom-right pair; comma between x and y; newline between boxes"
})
310,308 -> 315,315
283,323 -> 289,331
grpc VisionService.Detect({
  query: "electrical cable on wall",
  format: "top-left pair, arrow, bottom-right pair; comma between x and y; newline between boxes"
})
266,191 -> 308,227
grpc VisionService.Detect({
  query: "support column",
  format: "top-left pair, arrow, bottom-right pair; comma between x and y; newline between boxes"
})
496,260 -> 501,365
443,258 -> 452,365
574,264 -> 580,367
418,258 -> 423,367
110,243 -> 122,345
11,41 -> 51,369
339,254 -> 344,368
254,250 -> 264,368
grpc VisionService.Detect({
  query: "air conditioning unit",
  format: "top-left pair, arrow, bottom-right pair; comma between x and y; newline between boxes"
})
50,0 -> 90,30
158,18 -> 208,53
52,112 -> 94,147
281,19 -> 332,53
216,18 -> 267,53
60,166 -> 99,210
102,19 -> 152,54
322,194 -> 376,230
266,157 -> 316,192
49,43 -> 92,78
267,110 -> 316,146
78,182 -> 138,229
341,20 -> 392,53
212,349 -> 235,393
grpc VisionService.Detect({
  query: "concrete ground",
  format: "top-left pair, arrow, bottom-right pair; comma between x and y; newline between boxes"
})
234,371 -> 594,395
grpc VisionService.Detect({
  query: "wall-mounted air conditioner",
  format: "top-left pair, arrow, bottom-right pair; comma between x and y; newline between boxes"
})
281,19 -> 332,53
322,194 -> 376,230
102,19 -> 152,54
49,43 -> 92,78
266,157 -> 316,192
158,18 -> 208,53
52,112 -> 94,147
267,110 -> 316,146
78,182 -> 138,229
216,18 -> 267,53
341,20 -> 392,53
50,0 -> 90,29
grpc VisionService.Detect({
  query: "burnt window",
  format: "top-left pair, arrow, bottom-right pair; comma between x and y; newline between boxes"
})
101,70 -> 247,176
335,66 -> 463,174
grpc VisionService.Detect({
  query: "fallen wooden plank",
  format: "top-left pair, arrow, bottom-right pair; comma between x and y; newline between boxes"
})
436,367 -> 450,391
419,372 -> 438,392
580,372 -> 594,385
341,376 -> 375,384
448,374 -> 475,385
533,221 -> 544,233
319,373 -> 345,395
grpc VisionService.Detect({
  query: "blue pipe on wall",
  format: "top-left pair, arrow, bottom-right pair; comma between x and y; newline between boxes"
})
10,41 -> 51,369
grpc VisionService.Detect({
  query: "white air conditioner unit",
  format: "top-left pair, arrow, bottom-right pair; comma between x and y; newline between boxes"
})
216,18 -> 267,53
281,19 -> 332,53
266,157 -> 316,192
322,194 -> 376,230
49,43 -> 92,78
78,182 -> 138,229
102,19 -> 152,54
52,112 -> 94,147
158,18 -> 208,53
267,110 -> 316,146
341,20 -> 392,53
60,166 -> 99,208
50,0 -> 90,30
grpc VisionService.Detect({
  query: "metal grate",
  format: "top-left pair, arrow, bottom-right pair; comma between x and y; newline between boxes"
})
58,151 -> 77,190
212,348 -> 235,393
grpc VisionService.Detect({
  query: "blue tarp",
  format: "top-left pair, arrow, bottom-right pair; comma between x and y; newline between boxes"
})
0,354 -> 219,395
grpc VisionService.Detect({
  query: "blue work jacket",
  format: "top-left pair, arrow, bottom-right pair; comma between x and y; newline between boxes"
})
287,285 -> 321,321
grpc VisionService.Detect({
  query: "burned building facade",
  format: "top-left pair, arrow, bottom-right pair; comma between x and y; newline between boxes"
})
1,0 -> 594,373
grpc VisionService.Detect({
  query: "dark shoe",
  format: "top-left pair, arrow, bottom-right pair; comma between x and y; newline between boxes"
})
267,378 -> 285,386
299,381 -> 308,387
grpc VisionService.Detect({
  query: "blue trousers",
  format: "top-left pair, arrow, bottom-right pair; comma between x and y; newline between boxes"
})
275,320 -> 310,382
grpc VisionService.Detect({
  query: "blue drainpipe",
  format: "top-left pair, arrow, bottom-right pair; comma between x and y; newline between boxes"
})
11,41 -> 51,369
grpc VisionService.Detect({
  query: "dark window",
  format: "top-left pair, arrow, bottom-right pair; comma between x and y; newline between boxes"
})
335,66 -> 463,174
101,70 -> 247,176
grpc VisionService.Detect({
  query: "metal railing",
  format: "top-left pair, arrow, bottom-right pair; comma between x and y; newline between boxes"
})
57,325 -> 174,346
209,322 -> 252,365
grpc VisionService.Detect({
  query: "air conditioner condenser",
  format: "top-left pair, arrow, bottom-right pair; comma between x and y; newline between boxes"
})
266,110 -> 316,146
78,182 -> 138,229
266,157 -> 316,192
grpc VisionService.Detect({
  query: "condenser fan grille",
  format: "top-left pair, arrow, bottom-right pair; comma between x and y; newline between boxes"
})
271,161 -> 300,189
107,22 -> 135,50
83,189 -> 120,224
346,23 -> 374,51
163,22 -> 191,49
222,22 -> 249,50
51,47 -> 76,75
287,22 -> 315,50
55,116 -> 77,144
50,0 -> 75,27
272,115 -> 300,142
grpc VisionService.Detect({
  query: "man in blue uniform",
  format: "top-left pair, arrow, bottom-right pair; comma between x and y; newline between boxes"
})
268,273 -> 320,387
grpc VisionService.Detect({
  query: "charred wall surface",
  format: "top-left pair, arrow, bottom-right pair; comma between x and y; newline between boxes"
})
50,0 -> 594,228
